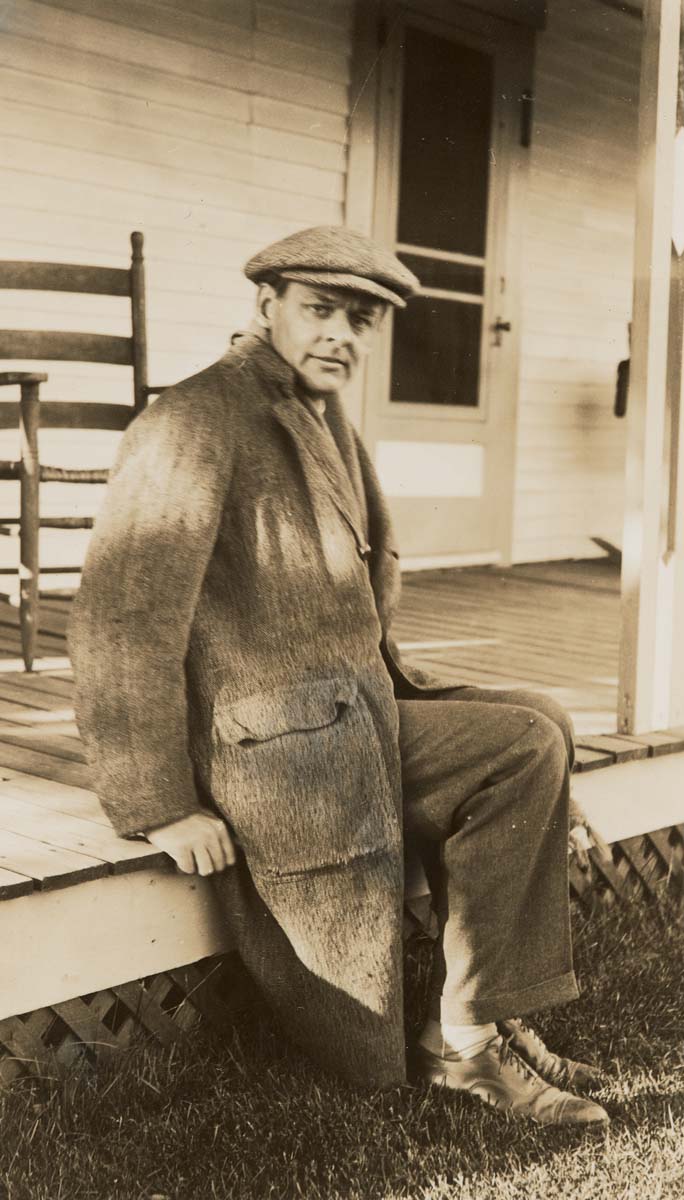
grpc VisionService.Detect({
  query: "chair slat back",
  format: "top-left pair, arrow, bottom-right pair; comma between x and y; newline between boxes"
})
0,261 -> 131,297
0,401 -> 133,432
0,232 -> 148,415
0,331 -> 133,365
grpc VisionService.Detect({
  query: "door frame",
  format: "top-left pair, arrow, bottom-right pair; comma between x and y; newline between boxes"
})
345,0 -> 535,566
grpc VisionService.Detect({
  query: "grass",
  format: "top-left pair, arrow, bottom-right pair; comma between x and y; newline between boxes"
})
1,897 -> 683,1200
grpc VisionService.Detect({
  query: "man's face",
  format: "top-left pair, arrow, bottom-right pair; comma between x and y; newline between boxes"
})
260,282 -> 386,394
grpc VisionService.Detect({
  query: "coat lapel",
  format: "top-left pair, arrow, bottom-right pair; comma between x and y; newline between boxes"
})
273,396 -> 371,556
233,333 -> 371,555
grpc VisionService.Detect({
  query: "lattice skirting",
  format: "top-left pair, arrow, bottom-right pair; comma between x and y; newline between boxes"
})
0,956 -> 246,1086
2,825 -> 683,1084
569,822 -> 684,910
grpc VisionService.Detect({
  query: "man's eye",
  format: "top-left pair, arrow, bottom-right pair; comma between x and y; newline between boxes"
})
351,314 -> 373,331
309,304 -> 333,317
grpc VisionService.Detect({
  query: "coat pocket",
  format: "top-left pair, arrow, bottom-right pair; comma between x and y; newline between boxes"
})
211,676 -> 399,878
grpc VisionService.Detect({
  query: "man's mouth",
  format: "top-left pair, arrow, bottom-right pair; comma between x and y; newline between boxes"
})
312,356 -> 347,368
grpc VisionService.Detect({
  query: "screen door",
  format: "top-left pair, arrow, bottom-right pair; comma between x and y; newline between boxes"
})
364,9 -> 531,563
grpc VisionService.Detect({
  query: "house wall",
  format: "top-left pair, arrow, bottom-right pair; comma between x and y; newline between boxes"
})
0,0 -> 643,578
513,0 -> 642,562
0,0 -> 352,580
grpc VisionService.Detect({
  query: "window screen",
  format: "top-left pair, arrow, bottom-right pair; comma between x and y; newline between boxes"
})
390,27 -> 494,407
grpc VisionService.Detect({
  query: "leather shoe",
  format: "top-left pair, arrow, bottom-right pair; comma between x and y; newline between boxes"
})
497,1018 -> 608,1092
416,1034 -> 610,1126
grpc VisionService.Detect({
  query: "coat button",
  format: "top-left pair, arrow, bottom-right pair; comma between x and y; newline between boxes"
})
357,542 -> 372,561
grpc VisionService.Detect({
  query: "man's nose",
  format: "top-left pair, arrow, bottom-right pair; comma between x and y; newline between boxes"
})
324,309 -> 353,342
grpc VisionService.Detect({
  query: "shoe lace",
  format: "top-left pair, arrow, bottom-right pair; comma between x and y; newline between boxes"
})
498,1035 -> 540,1084
514,1021 -> 567,1084
516,1020 -> 545,1054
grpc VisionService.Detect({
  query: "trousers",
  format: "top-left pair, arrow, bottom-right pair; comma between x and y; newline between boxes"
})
398,687 -> 579,1025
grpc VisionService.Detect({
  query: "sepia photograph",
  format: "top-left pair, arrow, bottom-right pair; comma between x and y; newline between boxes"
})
0,0 -> 683,1196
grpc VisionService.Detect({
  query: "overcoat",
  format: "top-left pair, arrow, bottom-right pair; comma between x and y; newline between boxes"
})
69,333 -> 443,1088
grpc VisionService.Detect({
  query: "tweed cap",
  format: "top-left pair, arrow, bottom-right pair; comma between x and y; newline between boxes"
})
244,226 -> 420,308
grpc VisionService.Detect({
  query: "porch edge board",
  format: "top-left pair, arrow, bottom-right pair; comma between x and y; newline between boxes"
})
0,868 -> 234,1023
572,747 -> 684,846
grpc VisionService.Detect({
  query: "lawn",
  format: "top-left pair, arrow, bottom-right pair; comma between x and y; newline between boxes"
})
1,896 -> 683,1200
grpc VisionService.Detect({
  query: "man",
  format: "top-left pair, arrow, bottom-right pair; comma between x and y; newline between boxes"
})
69,226 -> 609,1126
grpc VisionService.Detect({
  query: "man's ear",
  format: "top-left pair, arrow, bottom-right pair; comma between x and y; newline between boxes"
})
256,282 -> 277,330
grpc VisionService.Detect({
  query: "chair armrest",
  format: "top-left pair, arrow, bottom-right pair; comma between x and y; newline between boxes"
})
0,372 -> 48,387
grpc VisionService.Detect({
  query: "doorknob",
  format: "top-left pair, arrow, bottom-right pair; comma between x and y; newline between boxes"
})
492,318 -> 512,347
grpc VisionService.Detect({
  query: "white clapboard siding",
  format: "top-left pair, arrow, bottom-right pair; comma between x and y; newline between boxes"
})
0,0 -> 352,587
513,0 -> 641,563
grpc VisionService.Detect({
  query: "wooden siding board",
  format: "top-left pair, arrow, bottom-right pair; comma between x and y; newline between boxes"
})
265,0 -> 353,30
2,36 -> 254,123
38,0 -> 255,58
522,313 -> 630,345
257,3 -> 350,53
0,71 -> 348,170
1,139 -> 344,224
0,71 -> 252,160
251,125 -> 346,171
543,10 -> 642,66
250,61 -> 348,113
131,0 -> 254,26
520,357 -> 622,385
0,50 -> 347,139
255,32 -> 350,84
534,71 -> 639,117
524,213 -> 634,254
529,145 -> 635,191
251,95 -> 348,143
0,107 -> 346,204
6,5 -> 254,93
0,181 -> 313,255
516,0 -> 639,568
539,41 -> 641,90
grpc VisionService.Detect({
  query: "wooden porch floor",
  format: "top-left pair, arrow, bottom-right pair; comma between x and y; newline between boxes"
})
395,558 -> 620,736
0,559 -> 620,906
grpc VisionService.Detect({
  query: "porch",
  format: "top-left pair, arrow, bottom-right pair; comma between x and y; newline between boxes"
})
395,558 -> 621,736
0,560 -> 682,1081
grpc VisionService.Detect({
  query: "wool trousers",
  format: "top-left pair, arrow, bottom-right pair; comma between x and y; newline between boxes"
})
398,687 -> 580,1025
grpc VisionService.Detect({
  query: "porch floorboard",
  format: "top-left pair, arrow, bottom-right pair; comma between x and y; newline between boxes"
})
394,558 -> 620,736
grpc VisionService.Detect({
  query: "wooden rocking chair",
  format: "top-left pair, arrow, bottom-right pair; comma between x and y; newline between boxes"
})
0,232 -> 155,670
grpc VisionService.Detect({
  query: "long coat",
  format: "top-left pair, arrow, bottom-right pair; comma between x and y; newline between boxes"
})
69,333 -> 443,1088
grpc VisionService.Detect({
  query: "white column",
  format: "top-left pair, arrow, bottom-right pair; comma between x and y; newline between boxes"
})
666,190 -> 684,725
618,0 -> 684,733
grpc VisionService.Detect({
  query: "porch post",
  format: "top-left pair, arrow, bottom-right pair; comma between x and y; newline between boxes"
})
618,0 -> 684,733
667,33 -> 684,723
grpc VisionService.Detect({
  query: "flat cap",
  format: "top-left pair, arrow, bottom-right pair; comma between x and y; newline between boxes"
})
244,225 -> 420,308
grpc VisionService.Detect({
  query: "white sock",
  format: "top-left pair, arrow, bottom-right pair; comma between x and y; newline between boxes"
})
420,1017 -> 498,1060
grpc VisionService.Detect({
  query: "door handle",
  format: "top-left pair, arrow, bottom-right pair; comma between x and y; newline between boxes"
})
492,318 -> 511,347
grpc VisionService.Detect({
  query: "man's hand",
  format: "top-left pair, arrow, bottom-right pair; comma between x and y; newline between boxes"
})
146,812 -> 236,875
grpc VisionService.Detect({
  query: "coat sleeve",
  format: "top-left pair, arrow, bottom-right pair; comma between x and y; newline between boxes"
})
68,387 -> 234,837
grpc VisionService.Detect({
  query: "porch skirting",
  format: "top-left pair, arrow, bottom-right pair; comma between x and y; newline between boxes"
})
1,814 -> 682,1085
